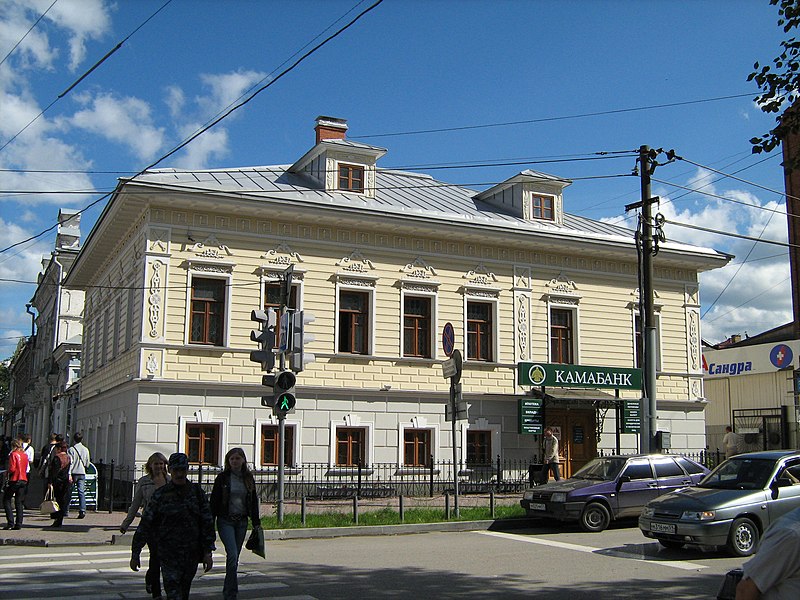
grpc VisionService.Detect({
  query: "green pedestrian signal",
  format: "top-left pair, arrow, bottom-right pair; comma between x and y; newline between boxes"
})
272,370 -> 297,417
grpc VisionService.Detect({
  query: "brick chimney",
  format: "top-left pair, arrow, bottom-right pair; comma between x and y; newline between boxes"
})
315,116 -> 348,144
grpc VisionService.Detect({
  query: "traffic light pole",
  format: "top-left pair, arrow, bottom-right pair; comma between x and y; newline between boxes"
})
277,347 -> 287,524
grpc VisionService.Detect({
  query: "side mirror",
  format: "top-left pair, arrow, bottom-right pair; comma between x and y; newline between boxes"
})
616,474 -> 631,491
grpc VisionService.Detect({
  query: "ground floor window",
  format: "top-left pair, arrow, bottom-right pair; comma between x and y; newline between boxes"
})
466,430 -> 491,465
185,423 -> 220,465
261,424 -> 295,466
403,429 -> 432,467
336,427 -> 366,466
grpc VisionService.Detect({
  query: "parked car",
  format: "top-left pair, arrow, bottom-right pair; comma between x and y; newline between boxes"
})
639,450 -> 800,556
520,454 -> 709,532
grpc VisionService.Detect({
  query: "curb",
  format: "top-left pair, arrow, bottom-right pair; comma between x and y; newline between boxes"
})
4,518 -> 537,548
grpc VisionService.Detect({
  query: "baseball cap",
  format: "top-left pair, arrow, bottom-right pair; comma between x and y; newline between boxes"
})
168,452 -> 190,470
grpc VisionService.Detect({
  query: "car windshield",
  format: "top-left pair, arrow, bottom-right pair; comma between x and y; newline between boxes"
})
571,457 -> 626,481
699,457 -> 777,490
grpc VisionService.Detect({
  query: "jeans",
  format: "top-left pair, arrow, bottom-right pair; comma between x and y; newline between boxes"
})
3,481 -> 27,526
217,517 -> 248,600
546,461 -> 561,481
73,474 -> 86,513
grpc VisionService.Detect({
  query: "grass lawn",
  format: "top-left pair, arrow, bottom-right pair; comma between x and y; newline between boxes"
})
260,503 -> 527,529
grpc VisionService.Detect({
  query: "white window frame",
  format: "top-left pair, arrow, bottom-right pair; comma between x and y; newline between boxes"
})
460,418 -> 502,465
184,264 -> 234,347
400,286 -> 438,359
255,416 -> 302,469
463,294 -> 499,363
329,416 -> 374,468
547,301 -> 580,364
179,414 -> 228,468
335,278 -> 377,355
632,309 -> 663,371
398,417 -> 440,469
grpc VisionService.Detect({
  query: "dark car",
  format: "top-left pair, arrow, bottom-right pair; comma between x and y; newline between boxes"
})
639,450 -> 800,556
520,454 -> 709,532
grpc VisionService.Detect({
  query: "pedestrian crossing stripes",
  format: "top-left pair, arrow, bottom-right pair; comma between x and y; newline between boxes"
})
0,547 -> 317,600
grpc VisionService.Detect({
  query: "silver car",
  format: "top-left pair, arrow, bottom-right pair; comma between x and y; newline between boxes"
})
639,450 -> 800,556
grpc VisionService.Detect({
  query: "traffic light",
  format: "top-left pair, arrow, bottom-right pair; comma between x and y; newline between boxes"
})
273,369 -> 296,416
249,308 -> 276,371
289,310 -> 316,373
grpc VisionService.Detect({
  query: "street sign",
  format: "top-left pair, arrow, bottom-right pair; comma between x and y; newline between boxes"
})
623,399 -> 642,433
517,362 -> 642,390
442,322 -> 455,357
518,398 -> 544,435
445,401 -> 470,422
442,358 -> 457,379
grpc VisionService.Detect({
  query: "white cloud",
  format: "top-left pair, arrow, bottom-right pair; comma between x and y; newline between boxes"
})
172,124 -> 229,170
165,85 -> 185,120
197,70 -> 266,120
69,92 -> 165,160
41,0 -> 111,70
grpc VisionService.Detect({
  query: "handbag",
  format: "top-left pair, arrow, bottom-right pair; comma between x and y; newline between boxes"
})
245,526 -> 266,559
40,485 -> 60,515
716,568 -> 744,600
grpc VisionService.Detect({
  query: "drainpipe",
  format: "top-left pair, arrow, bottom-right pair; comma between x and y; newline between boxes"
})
25,303 -> 35,337
53,255 -> 64,351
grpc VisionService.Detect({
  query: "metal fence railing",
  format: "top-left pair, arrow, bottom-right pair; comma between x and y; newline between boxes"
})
95,457 -> 536,511
96,450 -> 728,512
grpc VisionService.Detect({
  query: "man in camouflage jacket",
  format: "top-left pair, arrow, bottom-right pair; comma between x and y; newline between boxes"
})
131,453 -> 215,599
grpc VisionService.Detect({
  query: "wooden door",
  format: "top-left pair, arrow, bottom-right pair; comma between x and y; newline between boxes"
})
545,409 -> 597,478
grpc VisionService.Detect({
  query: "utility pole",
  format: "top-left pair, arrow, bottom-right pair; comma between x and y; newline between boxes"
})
639,145 -> 658,453
625,146 -> 661,453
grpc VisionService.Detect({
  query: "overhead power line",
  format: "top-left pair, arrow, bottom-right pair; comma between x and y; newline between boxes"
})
703,276 -> 791,324
351,93 -> 756,139
0,0 -> 58,68
0,0 -> 174,155
0,0 -> 386,256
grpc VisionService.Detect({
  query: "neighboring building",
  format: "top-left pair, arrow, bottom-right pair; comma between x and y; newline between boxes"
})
63,116 -> 728,478
703,325 -> 800,453
8,210 -> 83,448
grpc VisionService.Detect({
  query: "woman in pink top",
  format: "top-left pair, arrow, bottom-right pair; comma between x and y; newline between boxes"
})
3,437 -> 29,529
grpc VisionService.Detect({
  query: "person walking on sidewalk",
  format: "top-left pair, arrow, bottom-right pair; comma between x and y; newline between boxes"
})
38,433 -> 59,478
20,433 -> 34,475
211,448 -> 261,600
46,440 -> 72,528
121,452 -> 169,599
131,452 -> 215,600
68,432 -> 90,519
543,427 -> 561,482
3,438 -> 29,530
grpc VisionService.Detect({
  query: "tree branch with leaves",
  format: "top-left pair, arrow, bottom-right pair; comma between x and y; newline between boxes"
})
749,0 -> 800,161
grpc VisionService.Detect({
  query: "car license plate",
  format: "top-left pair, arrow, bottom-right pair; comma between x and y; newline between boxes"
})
529,503 -> 546,511
650,522 -> 676,534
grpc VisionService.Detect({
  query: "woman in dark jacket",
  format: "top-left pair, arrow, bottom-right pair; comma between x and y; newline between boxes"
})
210,448 -> 260,600
47,441 -> 72,528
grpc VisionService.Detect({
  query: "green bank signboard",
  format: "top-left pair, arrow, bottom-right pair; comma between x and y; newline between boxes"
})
517,362 -> 642,390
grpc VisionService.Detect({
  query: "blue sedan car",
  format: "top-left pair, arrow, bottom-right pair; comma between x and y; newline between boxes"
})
520,454 -> 709,532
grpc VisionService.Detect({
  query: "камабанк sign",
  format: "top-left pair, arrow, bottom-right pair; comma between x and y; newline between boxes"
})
517,362 -> 642,390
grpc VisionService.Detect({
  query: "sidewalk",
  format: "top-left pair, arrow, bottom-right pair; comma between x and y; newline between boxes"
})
0,508 -> 126,547
0,507 -> 531,548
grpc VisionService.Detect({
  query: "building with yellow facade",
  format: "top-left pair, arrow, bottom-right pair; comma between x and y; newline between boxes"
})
63,117 -> 729,479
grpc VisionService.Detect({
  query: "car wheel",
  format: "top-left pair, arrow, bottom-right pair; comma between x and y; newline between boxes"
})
658,539 -> 684,550
727,517 -> 760,557
579,502 -> 611,532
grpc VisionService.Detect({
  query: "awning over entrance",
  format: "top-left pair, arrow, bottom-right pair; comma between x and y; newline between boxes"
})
529,387 -> 619,408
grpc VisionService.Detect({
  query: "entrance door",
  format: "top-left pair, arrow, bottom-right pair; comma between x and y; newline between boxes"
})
545,409 -> 597,478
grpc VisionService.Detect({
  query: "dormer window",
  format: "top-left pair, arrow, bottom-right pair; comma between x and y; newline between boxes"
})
339,163 -> 364,193
532,195 -> 554,220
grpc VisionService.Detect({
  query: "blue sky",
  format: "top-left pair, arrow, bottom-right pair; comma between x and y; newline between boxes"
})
0,0 -> 794,359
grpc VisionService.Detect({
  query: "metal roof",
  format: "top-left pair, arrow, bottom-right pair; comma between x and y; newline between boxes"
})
131,164 -> 649,246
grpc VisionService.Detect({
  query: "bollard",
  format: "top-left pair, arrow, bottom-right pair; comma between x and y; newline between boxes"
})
490,490 -> 495,519
109,460 -> 116,514
301,496 -> 307,526
444,492 -> 450,520
429,455 -> 434,498
353,495 -> 359,524
399,495 -> 405,523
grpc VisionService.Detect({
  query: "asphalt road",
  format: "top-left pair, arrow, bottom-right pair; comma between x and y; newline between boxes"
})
0,521 -> 744,599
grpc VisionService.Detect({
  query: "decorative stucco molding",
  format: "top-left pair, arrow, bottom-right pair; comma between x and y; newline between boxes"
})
147,227 -> 171,254
401,256 -> 438,280
140,349 -> 163,379
261,242 -> 304,267
516,293 -> 530,361
190,234 -> 232,259
337,250 -> 376,274
463,263 -> 498,287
